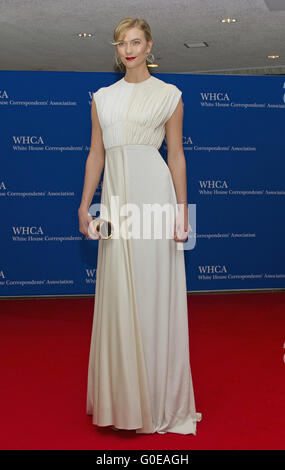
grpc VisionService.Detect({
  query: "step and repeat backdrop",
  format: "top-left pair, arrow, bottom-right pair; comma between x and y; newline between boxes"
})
0,71 -> 284,297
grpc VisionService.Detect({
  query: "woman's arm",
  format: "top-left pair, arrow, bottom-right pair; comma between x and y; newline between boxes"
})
165,98 -> 187,205
78,97 -> 105,237
165,98 -> 189,242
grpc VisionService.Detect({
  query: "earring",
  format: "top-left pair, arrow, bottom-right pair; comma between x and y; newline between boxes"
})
146,53 -> 155,64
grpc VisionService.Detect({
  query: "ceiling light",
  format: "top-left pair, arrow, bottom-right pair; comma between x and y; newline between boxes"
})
221,18 -> 237,23
77,33 -> 93,38
267,55 -> 280,59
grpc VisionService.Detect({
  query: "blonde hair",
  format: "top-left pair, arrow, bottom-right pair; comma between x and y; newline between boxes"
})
110,17 -> 153,72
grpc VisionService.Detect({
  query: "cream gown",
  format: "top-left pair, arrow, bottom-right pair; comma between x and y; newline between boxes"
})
86,75 -> 202,434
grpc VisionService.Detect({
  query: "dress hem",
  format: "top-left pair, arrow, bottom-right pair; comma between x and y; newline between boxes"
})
87,411 -> 202,435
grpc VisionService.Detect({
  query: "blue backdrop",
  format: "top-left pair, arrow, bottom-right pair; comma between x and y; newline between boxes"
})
1,71 -> 284,297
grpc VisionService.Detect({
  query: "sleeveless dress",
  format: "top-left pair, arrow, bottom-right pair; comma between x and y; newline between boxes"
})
86,75 -> 202,435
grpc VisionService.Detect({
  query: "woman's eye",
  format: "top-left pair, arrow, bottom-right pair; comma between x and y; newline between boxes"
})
117,40 -> 141,46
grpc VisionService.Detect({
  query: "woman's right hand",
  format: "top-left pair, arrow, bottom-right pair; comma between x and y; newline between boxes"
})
78,207 -> 101,239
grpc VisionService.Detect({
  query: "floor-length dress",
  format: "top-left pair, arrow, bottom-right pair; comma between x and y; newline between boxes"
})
86,75 -> 202,435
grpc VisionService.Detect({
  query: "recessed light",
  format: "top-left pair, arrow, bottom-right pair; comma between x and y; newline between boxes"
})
221,18 -> 237,23
77,33 -> 93,38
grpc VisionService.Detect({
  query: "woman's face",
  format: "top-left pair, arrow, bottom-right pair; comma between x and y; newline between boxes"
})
116,27 -> 152,69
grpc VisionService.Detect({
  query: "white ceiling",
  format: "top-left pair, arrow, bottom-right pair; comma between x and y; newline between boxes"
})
0,0 -> 284,75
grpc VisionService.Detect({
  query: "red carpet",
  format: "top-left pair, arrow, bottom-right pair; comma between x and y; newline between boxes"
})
0,292 -> 284,450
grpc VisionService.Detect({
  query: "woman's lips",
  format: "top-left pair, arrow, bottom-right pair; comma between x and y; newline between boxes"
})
126,57 -> 136,61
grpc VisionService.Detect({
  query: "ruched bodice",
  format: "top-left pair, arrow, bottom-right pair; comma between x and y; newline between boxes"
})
93,75 -> 182,150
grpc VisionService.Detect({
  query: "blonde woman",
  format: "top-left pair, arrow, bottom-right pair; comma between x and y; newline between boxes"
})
79,17 -> 202,435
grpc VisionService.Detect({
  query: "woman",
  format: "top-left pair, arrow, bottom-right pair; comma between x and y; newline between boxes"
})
78,17 -> 202,435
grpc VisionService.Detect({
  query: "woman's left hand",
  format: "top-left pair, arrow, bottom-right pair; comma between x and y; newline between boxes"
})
173,206 -> 190,242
